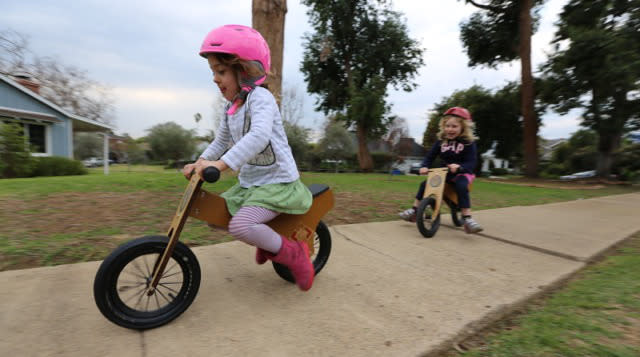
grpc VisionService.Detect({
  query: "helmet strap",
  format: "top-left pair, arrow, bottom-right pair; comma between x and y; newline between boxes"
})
225,72 -> 267,115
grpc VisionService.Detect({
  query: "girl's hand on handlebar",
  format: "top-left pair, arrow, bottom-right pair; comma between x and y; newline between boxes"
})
419,167 -> 429,175
448,163 -> 460,173
194,159 -> 228,177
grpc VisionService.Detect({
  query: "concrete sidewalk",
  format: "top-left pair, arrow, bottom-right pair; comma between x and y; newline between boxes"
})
1,192 -> 639,357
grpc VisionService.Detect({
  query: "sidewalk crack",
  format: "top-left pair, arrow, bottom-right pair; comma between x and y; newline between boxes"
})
443,225 -> 584,262
139,331 -> 147,357
332,226 -> 428,270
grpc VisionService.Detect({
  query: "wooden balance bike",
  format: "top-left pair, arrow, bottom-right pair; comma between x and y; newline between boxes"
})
415,167 -> 470,238
93,167 -> 334,330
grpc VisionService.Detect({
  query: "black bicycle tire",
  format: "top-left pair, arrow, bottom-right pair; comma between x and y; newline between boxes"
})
416,197 -> 441,238
93,235 -> 200,330
445,199 -> 463,227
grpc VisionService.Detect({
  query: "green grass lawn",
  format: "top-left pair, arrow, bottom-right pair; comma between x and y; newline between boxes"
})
1,167 -> 638,271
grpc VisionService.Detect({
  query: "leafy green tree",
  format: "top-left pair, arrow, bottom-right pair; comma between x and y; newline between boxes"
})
300,0 -> 424,171
422,113 -> 440,150
125,138 -> 147,164
283,121 -> 311,164
545,129 -> 598,175
613,143 -> 640,181
73,132 -> 102,159
460,0 -> 545,177
539,0 -> 640,177
0,122 -> 34,178
315,117 -> 356,161
146,122 -> 197,163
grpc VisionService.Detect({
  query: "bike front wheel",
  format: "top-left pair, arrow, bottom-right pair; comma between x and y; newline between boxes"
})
416,197 -> 441,238
93,235 -> 201,330
273,220 -> 332,283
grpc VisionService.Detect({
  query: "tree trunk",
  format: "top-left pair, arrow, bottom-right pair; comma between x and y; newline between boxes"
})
519,0 -> 538,177
596,133 -> 620,178
596,151 -> 613,178
252,0 -> 287,107
356,124 -> 373,171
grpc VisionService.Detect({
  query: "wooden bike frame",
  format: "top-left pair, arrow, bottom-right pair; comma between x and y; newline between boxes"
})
146,172 -> 334,295
420,167 -> 470,218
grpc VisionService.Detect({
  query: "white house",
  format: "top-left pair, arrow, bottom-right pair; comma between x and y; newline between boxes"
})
481,141 -> 512,173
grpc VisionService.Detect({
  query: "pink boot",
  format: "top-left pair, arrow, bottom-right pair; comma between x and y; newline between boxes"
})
255,248 -> 272,265
270,236 -> 315,291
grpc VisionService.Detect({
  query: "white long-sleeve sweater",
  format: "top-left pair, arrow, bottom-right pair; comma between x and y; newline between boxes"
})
199,87 -> 300,188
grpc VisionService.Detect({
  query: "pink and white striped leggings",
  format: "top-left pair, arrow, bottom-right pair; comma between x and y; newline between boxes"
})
228,206 -> 283,253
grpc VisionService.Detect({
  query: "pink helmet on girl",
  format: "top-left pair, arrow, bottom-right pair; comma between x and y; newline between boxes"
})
199,24 -> 271,86
444,107 -> 472,121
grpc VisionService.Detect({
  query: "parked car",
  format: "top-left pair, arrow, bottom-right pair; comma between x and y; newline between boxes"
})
560,170 -> 596,180
409,163 -> 422,175
83,157 -> 102,167
82,157 -> 113,167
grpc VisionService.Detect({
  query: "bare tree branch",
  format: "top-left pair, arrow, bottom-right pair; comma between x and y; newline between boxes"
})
465,0 -> 504,13
0,29 -> 31,75
281,84 -> 304,124
1,29 -> 115,125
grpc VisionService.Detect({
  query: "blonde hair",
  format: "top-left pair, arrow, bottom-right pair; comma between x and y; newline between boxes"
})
437,115 -> 478,142
209,53 -> 269,84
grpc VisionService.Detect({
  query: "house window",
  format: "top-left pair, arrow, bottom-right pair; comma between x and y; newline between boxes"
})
0,120 -> 49,154
26,123 -> 46,153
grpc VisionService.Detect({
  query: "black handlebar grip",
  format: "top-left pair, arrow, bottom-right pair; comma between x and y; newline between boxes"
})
202,166 -> 220,183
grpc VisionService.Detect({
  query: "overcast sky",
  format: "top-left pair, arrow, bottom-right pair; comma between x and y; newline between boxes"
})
1,0 -> 579,141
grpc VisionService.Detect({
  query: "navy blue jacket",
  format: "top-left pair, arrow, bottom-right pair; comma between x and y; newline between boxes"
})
421,139 -> 477,174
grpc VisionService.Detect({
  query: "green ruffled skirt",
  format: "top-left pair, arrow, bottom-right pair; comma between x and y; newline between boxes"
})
221,179 -> 312,216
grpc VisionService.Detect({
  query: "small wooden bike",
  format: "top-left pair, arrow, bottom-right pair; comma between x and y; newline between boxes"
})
415,167 -> 469,238
93,167 -> 334,330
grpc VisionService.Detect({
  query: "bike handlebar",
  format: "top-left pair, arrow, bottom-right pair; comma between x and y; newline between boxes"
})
202,166 -> 220,183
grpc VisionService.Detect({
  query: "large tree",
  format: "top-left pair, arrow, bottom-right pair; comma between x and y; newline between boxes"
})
460,0 -> 545,177
252,0 -> 287,106
300,0 -> 424,171
539,0 -> 640,177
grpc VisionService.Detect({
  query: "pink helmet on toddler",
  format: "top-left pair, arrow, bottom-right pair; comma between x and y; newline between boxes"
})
443,107 -> 472,121
199,25 -> 271,114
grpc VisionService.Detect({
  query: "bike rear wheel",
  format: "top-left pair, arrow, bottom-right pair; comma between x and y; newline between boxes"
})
416,197 -> 441,238
273,220 -> 331,283
93,235 -> 201,330
445,199 -> 463,227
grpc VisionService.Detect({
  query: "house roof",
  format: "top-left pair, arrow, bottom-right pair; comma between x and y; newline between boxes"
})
0,106 -> 62,123
0,74 -> 114,132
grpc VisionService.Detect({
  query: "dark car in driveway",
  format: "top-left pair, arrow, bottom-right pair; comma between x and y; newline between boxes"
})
409,163 -> 422,175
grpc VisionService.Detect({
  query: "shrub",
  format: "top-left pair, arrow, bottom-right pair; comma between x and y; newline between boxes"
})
31,156 -> 88,177
613,143 -> 640,181
0,122 -> 36,178
370,152 -> 396,171
490,167 -> 509,176
541,162 -> 569,176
